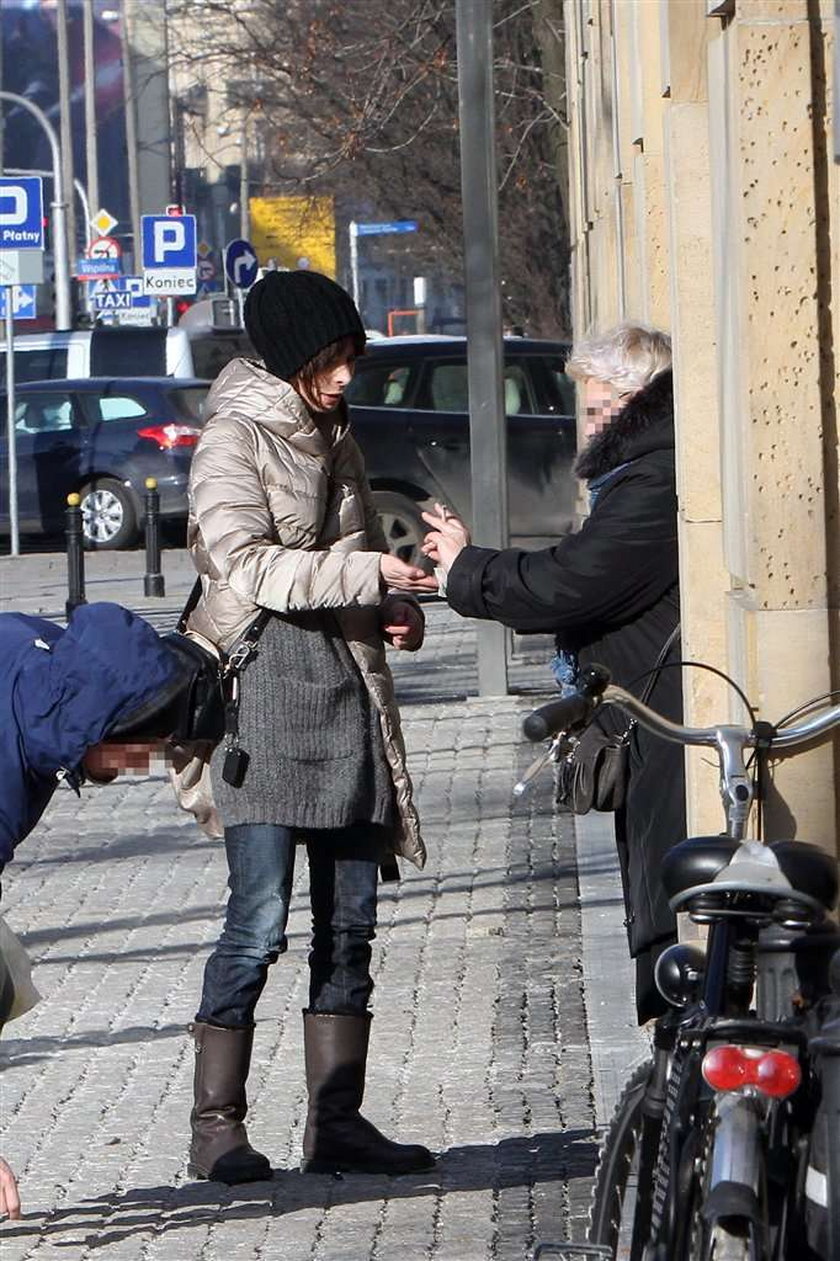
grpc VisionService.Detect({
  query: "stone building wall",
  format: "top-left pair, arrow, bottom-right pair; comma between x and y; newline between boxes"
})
564,0 -> 839,854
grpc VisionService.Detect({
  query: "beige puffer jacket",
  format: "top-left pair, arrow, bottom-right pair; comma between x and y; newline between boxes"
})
185,357 -> 425,868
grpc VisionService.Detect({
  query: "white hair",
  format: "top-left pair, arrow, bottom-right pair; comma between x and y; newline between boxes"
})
566,324 -> 672,394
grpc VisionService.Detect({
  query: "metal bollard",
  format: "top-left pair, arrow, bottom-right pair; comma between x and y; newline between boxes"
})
65,493 -> 87,621
143,477 -> 165,597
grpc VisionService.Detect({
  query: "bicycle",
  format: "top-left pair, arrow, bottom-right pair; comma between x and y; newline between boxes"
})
522,664 -> 840,1261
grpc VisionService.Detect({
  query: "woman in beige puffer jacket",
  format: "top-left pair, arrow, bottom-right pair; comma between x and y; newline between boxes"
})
184,271 -> 436,1187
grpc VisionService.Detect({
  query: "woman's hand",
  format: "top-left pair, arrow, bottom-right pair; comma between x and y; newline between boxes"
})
379,553 -> 438,593
421,503 -> 471,573
380,598 -> 425,651
0,1157 -> 21,1221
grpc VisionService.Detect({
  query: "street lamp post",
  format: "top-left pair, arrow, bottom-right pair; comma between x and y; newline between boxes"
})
82,0 -> 100,220
239,118 -> 250,242
56,0 -> 78,262
0,91 -> 72,329
455,0 -> 509,696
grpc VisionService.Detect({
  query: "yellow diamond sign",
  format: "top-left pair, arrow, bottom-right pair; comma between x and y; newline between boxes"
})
91,208 -> 118,237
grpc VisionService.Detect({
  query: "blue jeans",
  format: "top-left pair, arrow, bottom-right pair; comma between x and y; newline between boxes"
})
196,823 -> 381,1028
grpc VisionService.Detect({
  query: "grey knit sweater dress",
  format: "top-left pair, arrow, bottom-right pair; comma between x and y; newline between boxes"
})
210,608 -> 395,832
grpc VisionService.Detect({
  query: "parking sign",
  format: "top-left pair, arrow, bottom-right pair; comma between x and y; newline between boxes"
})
0,177 -> 44,250
141,213 -> 198,296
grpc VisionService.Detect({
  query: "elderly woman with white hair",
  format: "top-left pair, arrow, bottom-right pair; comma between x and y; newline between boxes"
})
422,324 -> 683,1024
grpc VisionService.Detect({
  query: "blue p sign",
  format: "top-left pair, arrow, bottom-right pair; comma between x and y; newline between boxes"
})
0,177 -> 44,250
141,213 -> 197,269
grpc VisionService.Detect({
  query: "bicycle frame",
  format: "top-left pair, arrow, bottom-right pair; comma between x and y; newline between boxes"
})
524,671 -> 840,1260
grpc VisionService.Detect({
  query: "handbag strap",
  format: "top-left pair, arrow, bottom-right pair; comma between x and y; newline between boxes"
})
176,575 -> 271,676
608,621 -> 680,744
638,621 -> 681,706
177,576 -> 204,633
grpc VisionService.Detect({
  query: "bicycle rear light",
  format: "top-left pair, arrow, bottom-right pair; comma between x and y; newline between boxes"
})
701,1045 -> 801,1098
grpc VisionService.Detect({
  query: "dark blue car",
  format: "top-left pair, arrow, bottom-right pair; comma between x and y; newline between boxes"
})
0,377 -> 209,549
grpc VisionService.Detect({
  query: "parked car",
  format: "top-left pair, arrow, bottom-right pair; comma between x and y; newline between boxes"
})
345,335 -> 577,562
0,377 -> 209,549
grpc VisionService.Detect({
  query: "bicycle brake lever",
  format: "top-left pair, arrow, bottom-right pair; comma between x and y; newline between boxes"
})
513,734 -> 568,797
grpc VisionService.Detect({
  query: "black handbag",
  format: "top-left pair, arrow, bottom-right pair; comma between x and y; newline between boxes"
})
555,624 -> 680,815
160,578 -> 271,751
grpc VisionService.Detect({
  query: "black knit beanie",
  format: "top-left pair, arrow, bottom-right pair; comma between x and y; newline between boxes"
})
244,270 -> 365,381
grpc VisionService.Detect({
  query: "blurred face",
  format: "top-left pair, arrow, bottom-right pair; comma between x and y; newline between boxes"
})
82,741 -> 164,784
581,376 -> 633,438
295,345 -> 357,413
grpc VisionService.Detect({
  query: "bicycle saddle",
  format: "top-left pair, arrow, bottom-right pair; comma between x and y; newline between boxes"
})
662,836 -> 838,915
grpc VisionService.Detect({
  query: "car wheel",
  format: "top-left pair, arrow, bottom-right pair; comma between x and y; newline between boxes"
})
79,478 -> 138,550
371,491 -> 429,569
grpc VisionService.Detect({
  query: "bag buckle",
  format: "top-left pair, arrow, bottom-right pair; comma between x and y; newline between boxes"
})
225,640 -> 255,674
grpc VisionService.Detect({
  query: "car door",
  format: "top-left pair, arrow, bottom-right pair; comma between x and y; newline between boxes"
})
408,357 -> 473,518
345,353 -> 450,497
413,352 -> 578,540
504,352 -> 577,538
0,388 -> 83,535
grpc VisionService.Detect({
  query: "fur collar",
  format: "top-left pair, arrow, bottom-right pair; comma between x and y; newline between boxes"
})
575,369 -> 674,482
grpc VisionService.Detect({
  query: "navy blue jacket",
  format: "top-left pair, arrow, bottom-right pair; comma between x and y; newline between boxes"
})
0,603 -> 182,866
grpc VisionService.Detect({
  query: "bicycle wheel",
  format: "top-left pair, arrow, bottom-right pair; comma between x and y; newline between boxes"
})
589,1060 -> 657,1260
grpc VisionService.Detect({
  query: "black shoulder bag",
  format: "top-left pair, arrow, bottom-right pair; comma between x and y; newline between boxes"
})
161,578 -> 271,784
554,623 -> 680,815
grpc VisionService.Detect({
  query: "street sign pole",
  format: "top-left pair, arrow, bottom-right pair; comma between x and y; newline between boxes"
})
0,92 -> 71,329
223,238 -> 258,328
4,293 -> 19,556
347,219 -> 417,316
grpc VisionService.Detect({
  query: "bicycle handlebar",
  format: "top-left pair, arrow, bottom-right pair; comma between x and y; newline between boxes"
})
524,664 -> 840,755
522,693 -> 594,743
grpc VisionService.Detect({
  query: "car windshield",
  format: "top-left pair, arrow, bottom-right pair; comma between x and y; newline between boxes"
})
0,346 -> 69,386
189,334 -> 254,380
167,386 -> 209,423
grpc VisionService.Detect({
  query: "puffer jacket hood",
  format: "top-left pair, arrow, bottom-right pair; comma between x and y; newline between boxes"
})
0,603 -> 184,865
204,357 -> 350,455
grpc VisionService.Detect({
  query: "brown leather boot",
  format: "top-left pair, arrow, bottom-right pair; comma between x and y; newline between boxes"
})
188,1021 -> 272,1184
300,1011 -> 435,1175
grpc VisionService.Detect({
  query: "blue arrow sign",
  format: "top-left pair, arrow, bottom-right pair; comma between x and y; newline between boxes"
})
0,285 -> 38,320
142,214 -> 198,269
224,238 -> 259,289
355,220 -> 418,237
0,177 -> 44,250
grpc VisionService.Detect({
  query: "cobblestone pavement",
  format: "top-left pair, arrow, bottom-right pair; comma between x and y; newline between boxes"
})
0,591 -> 615,1261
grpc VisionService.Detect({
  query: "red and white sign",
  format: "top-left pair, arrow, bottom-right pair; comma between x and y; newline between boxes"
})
87,235 -> 122,260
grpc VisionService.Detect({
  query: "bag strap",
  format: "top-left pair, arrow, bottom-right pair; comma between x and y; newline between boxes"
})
176,577 -> 203,634
639,621 -> 681,706
176,576 -> 271,675
606,621 -> 679,746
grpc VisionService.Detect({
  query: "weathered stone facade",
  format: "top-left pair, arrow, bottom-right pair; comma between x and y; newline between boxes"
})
565,0 -> 839,853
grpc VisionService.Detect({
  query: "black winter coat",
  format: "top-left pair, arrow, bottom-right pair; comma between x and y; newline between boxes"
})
446,371 -> 683,1002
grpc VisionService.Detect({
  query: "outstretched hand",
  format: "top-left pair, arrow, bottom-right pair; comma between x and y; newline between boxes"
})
421,503 -> 471,573
379,553 -> 438,594
380,598 -> 425,651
